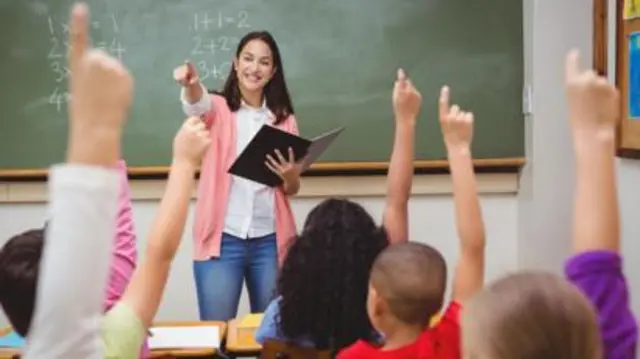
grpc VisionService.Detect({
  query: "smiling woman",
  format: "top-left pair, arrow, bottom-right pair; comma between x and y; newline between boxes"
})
173,30 -> 301,322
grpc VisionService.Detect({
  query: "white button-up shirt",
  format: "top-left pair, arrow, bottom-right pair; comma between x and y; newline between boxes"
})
181,86 -> 276,239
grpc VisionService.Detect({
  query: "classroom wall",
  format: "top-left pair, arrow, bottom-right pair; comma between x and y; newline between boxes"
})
2,0 -> 640,343
0,175 -> 519,326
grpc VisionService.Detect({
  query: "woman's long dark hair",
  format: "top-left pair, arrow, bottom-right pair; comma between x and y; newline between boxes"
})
277,198 -> 389,352
210,31 -> 295,125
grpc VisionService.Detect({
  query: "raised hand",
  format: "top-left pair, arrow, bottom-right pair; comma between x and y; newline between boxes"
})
392,68 -> 422,123
68,3 -> 133,133
439,86 -> 474,151
172,117 -> 211,168
66,2 -> 133,166
565,49 -> 619,137
173,61 -> 200,87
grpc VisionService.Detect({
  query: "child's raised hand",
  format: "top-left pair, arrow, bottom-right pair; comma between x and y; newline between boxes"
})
392,68 -> 422,122
68,3 -> 133,133
173,61 -> 199,87
173,117 -> 211,167
439,86 -> 474,150
565,49 -> 619,136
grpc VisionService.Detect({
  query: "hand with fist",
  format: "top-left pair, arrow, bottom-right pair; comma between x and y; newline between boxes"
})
173,61 -> 204,105
172,116 -> 211,169
66,2 -> 133,167
173,61 -> 200,87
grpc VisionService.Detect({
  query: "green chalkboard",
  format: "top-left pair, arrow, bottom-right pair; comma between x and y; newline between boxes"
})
0,0 -> 523,176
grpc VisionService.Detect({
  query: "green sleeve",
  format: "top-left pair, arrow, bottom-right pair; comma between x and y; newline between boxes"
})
101,302 -> 145,359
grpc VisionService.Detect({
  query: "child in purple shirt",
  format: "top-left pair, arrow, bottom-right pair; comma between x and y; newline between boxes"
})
461,50 -> 637,359
566,251 -> 637,359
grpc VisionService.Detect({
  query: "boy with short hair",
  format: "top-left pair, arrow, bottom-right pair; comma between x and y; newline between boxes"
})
338,86 -> 486,359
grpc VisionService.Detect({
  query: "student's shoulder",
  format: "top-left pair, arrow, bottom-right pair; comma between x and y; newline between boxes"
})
102,302 -> 145,359
337,340 -> 380,359
565,250 -> 621,279
428,301 -> 461,352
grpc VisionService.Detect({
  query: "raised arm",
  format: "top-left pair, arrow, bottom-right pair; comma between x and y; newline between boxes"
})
382,69 -> 420,244
119,117 -> 211,330
104,159 -> 137,311
23,3 -> 133,358
174,61 -> 211,117
439,86 -> 486,303
564,50 -> 637,359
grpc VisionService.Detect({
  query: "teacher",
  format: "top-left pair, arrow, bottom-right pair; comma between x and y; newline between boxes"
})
173,30 -> 301,321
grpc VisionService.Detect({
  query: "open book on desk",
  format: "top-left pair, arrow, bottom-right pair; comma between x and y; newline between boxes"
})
148,326 -> 220,349
228,125 -> 345,187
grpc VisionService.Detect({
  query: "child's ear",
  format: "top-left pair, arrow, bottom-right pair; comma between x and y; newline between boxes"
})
368,286 -> 387,318
374,294 -> 388,317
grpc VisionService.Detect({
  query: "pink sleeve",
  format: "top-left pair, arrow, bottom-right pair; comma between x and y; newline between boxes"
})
103,160 -> 137,311
203,95 -> 218,130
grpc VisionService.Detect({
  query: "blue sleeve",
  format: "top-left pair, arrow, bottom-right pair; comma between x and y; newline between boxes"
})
254,299 -> 281,344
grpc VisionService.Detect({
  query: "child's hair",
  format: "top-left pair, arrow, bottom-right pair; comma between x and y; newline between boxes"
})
0,228 -> 46,336
277,198 -> 389,351
462,271 -> 602,359
370,242 -> 447,327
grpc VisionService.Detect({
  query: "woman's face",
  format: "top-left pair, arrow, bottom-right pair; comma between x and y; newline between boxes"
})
234,39 -> 276,95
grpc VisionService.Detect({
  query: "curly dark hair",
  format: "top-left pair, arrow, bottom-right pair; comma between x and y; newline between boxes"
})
277,198 -> 389,352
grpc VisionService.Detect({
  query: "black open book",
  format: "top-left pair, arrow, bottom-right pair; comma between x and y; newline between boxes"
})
228,125 -> 344,187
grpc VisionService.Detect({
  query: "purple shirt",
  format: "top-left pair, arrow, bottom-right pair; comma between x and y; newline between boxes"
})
565,250 -> 638,359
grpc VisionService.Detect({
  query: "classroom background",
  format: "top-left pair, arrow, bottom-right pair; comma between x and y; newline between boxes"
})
1,0 -> 638,344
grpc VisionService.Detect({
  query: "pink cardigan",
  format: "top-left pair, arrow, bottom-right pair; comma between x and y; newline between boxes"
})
193,94 -> 298,266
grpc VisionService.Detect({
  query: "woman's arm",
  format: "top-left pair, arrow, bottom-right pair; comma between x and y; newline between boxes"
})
174,62 -> 213,119
180,83 -> 211,117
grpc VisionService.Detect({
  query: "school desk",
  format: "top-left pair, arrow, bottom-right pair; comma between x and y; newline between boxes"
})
224,319 -> 262,357
149,321 -> 227,358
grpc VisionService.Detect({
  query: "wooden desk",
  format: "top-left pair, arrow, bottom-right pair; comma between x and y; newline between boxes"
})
225,319 -> 262,355
149,321 -> 227,358
0,328 -> 20,359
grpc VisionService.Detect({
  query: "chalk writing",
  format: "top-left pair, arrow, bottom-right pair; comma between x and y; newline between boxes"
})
44,14 -> 125,111
192,11 -> 252,31
197,60 -> 232,81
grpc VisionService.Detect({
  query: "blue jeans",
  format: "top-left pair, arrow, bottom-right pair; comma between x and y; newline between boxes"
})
193,232 -> 278,321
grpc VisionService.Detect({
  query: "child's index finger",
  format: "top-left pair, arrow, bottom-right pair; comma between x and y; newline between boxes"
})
565,49 -> 582,82
397,68 -> 406,81
439,86 -> 450,119
68,2 -> 89,73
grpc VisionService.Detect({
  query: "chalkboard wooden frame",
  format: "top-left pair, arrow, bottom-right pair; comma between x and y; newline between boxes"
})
595,0 -> 640,158
0,158 -> 525,180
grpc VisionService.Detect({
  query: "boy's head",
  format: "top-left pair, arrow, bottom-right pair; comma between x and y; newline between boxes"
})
0,228 -> 45,336
367,242 -> 447,333
462,271 -> 601,359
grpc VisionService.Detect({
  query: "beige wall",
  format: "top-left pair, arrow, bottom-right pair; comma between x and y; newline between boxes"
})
1,4 -> 638,354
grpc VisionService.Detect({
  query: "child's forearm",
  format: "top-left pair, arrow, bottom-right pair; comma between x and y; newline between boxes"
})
448,147 -> 485,251
384,120 -> 415,243
572,133 -> 619,253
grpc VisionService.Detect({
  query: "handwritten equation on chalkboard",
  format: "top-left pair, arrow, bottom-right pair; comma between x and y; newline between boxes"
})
190,11 -> 252,86
42,10 -> 253,112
